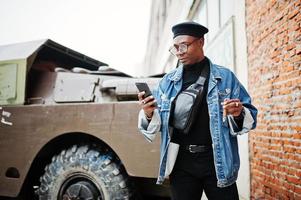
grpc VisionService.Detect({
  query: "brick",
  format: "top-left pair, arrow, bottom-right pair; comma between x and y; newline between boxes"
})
288,9 -> 299,20
292,55 -> 301,62
295,186 -> 301,194
296,45 -> 301,55
285,43 -> 296,51
293,126 -> 301,132
296,148 -> 301,154
271,50 -> 281,58
295,194 -> 301,200
289,23 -> 300,32
293,133 -> 301,139
286,175 -> 301,185
273,57 -> 281,62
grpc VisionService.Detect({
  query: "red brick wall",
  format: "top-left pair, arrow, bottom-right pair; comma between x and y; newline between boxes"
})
246,0 -> 301,199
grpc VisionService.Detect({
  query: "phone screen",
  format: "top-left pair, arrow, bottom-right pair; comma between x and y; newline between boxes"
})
135,82 -> 152,97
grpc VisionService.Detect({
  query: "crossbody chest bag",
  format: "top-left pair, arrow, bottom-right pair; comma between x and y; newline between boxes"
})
170,66 -> 209,134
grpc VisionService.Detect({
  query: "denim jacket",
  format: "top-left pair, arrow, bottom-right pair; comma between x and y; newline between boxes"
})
138,60 -> 257,187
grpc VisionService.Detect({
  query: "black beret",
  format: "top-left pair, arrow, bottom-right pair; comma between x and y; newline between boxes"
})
172,21 -> 208,38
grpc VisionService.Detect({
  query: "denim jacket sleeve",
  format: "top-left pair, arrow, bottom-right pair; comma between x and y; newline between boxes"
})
138,109 -> 161,142
227,81 -> 258,136
137,80 -> 164,142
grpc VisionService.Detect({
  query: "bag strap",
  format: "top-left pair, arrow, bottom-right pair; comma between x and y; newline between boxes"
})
195,64 -> 209,86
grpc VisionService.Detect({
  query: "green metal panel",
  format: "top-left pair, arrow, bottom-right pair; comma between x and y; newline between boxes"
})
0,59 -> 27,105
0,63 -> 17,100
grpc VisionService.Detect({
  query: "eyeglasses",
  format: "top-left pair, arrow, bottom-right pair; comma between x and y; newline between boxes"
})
169,38 -> 199,56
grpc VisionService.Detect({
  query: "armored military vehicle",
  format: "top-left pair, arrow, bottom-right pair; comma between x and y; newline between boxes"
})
0,39 -> 167,199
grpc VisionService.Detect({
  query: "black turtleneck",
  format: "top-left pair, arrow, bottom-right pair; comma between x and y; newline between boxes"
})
171,57 -> 212,146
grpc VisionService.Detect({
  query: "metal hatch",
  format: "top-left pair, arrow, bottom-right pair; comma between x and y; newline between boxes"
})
0,39 -> 108,105
0,39 -> 108,70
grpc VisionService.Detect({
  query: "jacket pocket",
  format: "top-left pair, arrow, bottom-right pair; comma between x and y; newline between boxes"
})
218,88 -> 231,98
218,88 -> 231,109
160,95 -> 171,111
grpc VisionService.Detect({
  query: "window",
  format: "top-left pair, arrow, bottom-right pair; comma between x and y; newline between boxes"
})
207,0 -> 220,42
195,0 -> 207,26
220,0 -> 234,27
194,0 -> 235,42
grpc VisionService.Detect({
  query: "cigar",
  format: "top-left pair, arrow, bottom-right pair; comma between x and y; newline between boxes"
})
222,98 -> 229,122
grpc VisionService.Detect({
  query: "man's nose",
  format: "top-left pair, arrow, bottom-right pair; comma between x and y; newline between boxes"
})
175,51 -> 184,57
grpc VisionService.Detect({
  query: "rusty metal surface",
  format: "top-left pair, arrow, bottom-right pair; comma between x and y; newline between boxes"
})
0,102 -> 160,197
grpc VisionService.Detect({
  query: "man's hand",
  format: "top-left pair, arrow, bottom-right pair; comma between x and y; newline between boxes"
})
138,91 -> 157,119
222,98 -> 243,117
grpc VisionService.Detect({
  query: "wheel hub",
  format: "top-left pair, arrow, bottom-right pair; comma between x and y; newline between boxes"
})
59,175 -> 103,200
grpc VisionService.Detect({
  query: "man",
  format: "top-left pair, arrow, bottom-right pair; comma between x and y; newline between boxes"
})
137,21 -> 257,200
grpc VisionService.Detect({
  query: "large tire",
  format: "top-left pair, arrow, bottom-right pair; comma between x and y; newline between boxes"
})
36,145 -> 133,200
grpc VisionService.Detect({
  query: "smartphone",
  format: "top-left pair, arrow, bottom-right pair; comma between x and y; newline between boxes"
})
135,82 -> 153,97
135,82 -> 157,107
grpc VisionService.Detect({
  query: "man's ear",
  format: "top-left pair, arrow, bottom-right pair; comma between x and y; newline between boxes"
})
199,37 -> 204,46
